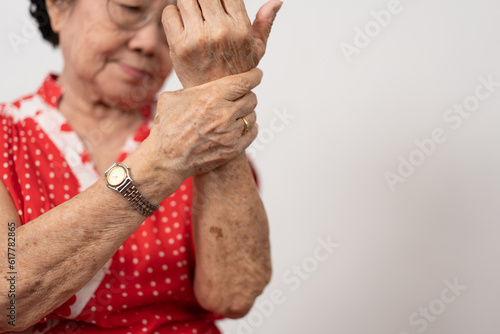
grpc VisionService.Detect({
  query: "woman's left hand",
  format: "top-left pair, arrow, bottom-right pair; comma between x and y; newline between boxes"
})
162,0 -> 283,88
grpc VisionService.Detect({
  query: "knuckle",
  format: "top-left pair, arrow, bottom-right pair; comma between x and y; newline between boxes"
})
201,96 -> 219,114
249,112 -> 257,124
212,116 -> 227,131
158,91 -> 172,102
212,26 -> 231,42
232,77 -> 252,93
252,123 -> 259,137
248,92 -> 258,109
158,91 -> 174,108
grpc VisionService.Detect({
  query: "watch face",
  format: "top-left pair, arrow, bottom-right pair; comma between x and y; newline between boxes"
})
107,166 -> 127,187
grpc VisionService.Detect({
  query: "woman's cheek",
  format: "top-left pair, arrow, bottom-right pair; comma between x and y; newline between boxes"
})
70,41 -> 108,81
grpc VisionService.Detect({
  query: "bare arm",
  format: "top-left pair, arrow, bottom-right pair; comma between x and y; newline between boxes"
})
0,151 -> 171,332
0,71 -> 261,332
162,0 -> 282,317
191,156 -> 271,318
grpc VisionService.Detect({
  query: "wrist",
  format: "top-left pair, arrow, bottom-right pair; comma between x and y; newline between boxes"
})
193,153 -> 251,186
122,143 -> 184,205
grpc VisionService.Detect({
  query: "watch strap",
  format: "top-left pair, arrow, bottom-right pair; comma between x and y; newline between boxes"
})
118,179 -> 159,217
105,163 -> 159,217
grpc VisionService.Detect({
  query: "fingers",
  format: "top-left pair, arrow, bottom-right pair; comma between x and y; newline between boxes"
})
253,0 -> 283,58
217,68 -> 263,101
220,0 -> 251,23
162,5 -> 184,44
197,0 -> 250,24
241,111 -> 257,129
235,111 -> 257,136
197,0 -> 225,21
237,120 -> 258,152
177,0 -> 204,28
232,91 -> 258,120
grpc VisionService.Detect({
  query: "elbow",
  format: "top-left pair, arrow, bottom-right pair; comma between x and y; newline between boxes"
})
219,298 -> 255,319
195,286 -> 258,319
195,264 -> 272,319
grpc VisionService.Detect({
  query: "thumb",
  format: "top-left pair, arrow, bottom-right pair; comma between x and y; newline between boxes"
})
217,68 -> 264,101
252,0 -> 283,59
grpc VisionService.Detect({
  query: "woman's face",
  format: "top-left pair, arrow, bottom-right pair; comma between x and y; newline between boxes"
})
55,0 -> 175,110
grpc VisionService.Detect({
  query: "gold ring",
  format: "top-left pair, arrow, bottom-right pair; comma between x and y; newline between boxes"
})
241,117 -> 250,135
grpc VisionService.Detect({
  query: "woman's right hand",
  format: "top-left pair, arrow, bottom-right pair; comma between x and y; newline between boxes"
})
136,68 -> 261,194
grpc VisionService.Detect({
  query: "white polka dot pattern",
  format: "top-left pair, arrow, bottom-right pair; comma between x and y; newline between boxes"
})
0,75 -> 222,333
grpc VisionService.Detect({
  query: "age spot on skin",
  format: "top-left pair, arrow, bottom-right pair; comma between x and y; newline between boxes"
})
209,226 -> 223,239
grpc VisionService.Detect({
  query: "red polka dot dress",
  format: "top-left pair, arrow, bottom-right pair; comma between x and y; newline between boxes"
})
0,75 -> 223,334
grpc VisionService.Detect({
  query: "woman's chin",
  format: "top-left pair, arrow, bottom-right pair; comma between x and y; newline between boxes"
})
101,90 -> 154,111
99,80 -> 158,110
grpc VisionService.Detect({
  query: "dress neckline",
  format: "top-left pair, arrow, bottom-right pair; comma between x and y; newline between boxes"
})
35,74 -> 154,189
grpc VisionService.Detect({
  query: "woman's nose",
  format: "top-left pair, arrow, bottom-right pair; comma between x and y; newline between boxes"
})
128,19 -> 166,55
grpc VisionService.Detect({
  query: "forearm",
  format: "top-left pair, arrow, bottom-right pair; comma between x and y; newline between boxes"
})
169,17 -> 274,312
0,152 -> 178,331
192,154 -> 271,318
14,181 -> 141,328
184,68 -> 271,317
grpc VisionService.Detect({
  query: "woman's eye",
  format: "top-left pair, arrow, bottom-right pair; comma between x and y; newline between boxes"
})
121,5 -> 141,12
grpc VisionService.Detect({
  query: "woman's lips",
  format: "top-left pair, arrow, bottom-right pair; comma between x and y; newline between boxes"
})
119,63 -> 149,80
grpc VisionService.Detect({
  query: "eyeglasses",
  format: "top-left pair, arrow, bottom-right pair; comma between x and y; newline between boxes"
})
106,0 -> 160,30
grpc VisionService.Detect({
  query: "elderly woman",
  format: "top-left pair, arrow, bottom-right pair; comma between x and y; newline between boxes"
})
0,0 -> 282,332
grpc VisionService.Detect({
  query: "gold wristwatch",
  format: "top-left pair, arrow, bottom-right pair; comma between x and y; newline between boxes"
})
104,162 -> 159,217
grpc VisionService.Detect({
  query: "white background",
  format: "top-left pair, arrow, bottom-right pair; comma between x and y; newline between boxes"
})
2,0 -> 500,333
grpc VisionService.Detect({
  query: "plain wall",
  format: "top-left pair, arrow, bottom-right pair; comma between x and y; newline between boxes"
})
2,0 -> 500,333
